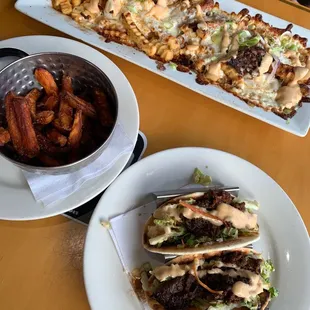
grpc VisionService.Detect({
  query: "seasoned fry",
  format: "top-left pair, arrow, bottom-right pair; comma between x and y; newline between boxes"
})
62,75 -> 73,93
68,110 -> 83,148
4,92 -> 39,158
34,68 -> 58,96
25,88 -> 41,119
44,94 -> 59,111
46,128 -> 67,147
38,153 -> 64,167
36,131 -> 70,155
0,127 -> 10,145
93,89 -> 114,126
53,118 -> 70,134
35,111 -> 55,125
59,96 -> 73,130
63,91 -> 97,118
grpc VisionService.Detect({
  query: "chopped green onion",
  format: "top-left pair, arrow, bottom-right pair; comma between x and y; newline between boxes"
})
127,5 -> 137,13
240,35 -> 260,47
169,62 -> 177,70
163,21 -> 173,29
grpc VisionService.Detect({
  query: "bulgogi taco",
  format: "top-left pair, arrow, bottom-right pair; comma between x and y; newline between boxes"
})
143,190 -> 260,255
137,248 -> 278,310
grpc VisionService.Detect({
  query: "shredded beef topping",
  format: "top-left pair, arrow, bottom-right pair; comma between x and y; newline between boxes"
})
194,190 -> 234,210
152,274 -> 204,310
210,251 -> 262,274
184,218 -> 223,238
152,272 -> 250,310
231,201 -> 246,212
228,46 -> 266,76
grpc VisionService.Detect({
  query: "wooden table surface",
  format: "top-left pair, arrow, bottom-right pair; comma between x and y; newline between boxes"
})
0,0 -> 309,309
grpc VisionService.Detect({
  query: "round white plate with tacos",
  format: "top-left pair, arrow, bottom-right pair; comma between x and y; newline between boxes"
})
84,147 -> 310,310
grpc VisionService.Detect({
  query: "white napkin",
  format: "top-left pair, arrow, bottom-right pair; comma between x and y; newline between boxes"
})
23,123 -> 134,207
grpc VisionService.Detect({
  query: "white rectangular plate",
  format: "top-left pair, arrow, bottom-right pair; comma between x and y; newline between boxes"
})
15,0 -> 310,136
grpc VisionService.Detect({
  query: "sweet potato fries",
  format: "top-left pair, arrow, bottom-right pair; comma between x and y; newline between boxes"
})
0,68 -> 115,167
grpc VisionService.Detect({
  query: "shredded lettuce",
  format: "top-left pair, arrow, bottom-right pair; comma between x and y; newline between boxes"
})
220,227 -> 239,239
241,296 -> 260,310
269,286 -> 279,298
154,218 -> 175,226
234,198 -> 259,212
192,168 -> 212,186
260,259 -> 275,284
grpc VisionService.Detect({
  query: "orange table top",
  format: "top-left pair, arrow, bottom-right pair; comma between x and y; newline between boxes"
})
0,0 -> 309,309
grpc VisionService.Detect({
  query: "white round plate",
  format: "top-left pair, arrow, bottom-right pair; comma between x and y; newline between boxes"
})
84,147 -> 310,310
0,36 -> 139,220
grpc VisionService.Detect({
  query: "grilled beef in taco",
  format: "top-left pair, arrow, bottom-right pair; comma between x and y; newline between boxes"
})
136,249 -> 278,310
143,190 -> 260,254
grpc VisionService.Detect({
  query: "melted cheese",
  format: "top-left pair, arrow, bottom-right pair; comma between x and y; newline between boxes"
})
85,0 -> 100,14
211,203 -> 257,230
104,0 -> 122,17
146,0 -> 169,20
221,25 -> 230,54
303,57 -> 310,81
285,50 -> 302,67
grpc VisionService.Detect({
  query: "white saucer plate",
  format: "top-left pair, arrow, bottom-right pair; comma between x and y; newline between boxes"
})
0,35 -> 139,220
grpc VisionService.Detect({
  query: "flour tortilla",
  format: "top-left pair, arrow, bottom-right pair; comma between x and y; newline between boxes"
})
143,193 -> 260,255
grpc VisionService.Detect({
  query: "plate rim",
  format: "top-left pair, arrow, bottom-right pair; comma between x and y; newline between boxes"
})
83,146 -> 310,309
0,35 -> 139,220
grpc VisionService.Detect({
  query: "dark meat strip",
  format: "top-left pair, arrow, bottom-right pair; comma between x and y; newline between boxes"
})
184,218 -> 223,239
227,46 -> 266,77
194,190 -> 234,210
153,274 -> 204,310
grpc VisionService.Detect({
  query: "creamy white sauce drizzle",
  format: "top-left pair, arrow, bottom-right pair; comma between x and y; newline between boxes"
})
211,203 -> 257,230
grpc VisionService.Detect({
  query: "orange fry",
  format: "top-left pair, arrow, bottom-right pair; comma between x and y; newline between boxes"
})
93,89 -> 114,127
38,153 -> 64,167
44,94 -> 59,111
62,75 -> 73,93
35,111 -> 55,125
0,127 -> 10,145
63,91 -> 97,118
52,118 -> 70,134
4,92 -> 39,158
46,128 -> 67,147
68,110 -> 83,148
25,88 -> 41,119
34,68 -> 58,96
59,96 -> 73,130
